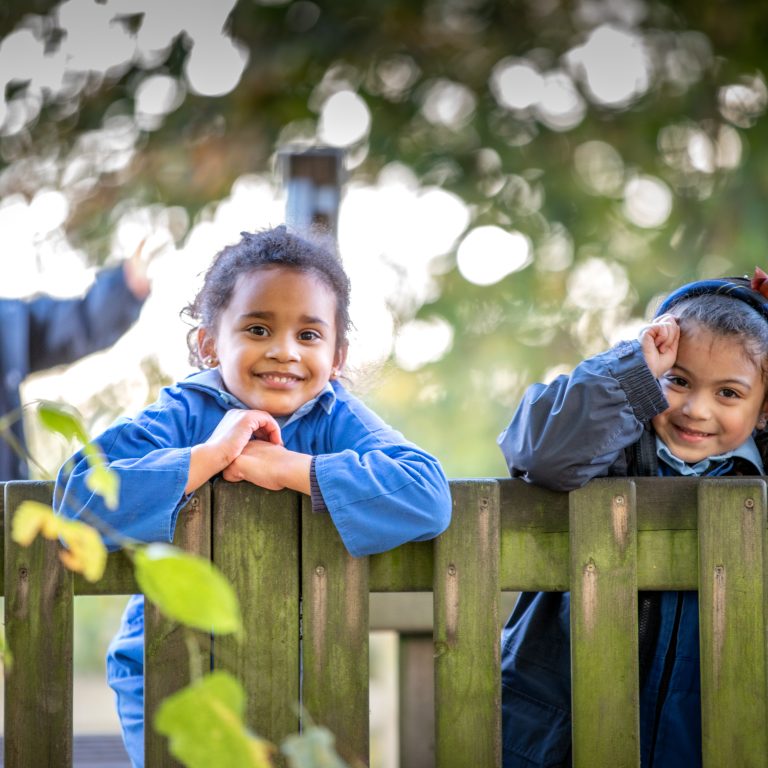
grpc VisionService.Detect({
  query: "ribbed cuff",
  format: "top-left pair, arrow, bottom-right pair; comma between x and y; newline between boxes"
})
610,340 -> 668,422
309,456 -> 328,513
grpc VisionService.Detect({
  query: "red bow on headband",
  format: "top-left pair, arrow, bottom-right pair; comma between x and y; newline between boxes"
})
751,266 -> 768,299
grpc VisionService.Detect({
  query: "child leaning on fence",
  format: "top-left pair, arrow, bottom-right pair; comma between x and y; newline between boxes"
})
497,271 -> 768,768
53,225 -> 452,768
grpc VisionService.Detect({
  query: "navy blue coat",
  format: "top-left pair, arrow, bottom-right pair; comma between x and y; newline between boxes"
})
497,339 -> 758,768
0,266 -> 144,480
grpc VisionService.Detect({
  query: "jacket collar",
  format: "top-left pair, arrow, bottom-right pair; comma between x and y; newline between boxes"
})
178,368 -> 336,426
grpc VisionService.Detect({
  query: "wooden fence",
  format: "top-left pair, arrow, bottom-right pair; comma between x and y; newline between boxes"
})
3,476 -> 767,767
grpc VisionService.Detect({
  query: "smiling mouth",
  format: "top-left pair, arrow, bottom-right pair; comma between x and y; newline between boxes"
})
672,424 -> 715,440
258,373 -> 304,385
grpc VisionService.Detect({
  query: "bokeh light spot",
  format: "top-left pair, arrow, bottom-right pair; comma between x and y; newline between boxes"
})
318,91 -> 371,147
457,226 -> 532,286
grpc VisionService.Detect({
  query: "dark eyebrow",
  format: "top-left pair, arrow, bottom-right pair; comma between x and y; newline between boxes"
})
239,311 -> 329,327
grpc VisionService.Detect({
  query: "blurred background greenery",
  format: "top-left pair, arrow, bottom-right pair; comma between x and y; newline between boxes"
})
3,0 -> 768,480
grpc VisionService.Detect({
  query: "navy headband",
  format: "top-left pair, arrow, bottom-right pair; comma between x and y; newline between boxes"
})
654,277 -> 768,323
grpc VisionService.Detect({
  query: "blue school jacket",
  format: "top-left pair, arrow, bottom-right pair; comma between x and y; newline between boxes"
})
497,339 -> 760,768
0,265 -> 143,480
54,370 -> 451,768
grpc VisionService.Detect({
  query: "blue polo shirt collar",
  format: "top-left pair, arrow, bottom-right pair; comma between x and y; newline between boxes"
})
656,435 -> 764,476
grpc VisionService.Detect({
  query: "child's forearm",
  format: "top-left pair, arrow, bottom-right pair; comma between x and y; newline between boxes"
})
275,450 -> 312,495
186,444 -> 229,494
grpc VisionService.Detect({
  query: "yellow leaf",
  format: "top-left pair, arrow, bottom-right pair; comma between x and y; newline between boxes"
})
58,520 -> 107,582
11,501 -> 107,582
11,501 -> 55,546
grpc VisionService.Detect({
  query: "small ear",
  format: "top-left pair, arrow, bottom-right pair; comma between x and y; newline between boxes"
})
197,327 -> 216,363
333,342 -> 349,376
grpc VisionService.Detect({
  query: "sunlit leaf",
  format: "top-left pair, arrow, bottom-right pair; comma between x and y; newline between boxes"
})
58,520 -> 108,582
134,544 -> 242,634
83,449 -> 120,510
11,502 -> 107,582
155,671 -> 274,768
11,501 -> 55,546
37,402 -> 89,445
281,726 -> 349,768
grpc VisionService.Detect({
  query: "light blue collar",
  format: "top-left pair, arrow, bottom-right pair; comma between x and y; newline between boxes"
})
180,369 -> 336,427
656,435 -> 764,476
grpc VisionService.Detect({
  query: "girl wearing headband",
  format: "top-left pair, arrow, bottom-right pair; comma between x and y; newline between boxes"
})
497,271 -> 768,768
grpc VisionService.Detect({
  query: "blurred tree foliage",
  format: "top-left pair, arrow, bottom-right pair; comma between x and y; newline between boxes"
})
2,0 -> 767,476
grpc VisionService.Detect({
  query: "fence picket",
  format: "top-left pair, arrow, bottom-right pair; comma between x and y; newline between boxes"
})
301,494 -> 370,765
145,487 -> 212,767
4,480 -> 74,768
698,479 -> 768,767
434,479 -> 501,768
212,483 -> 301,758
569,478 -> 640,768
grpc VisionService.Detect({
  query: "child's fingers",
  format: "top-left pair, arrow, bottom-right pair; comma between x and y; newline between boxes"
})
641,314 -> 678,350
249,411 -> 283,445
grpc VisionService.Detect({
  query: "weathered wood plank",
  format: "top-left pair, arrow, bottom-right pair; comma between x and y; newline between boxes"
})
370,541 -> 433,591
212,482 -> 300,759
145,488 -> 211,768
4,480 -> 73,768
434,479 -> 500,768
698,479 -> 768,767
74,549 -> 137,595
302,495 -> 369,766
569,478 -> 639,768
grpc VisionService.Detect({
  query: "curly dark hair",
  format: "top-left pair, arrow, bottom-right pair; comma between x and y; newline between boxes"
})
182,225 -> 351,368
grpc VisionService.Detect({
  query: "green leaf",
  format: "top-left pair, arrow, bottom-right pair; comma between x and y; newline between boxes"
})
134,544 -> 242,634
37,401 -> 89,445
155,671 -> 274,768
281,726 -> 349,768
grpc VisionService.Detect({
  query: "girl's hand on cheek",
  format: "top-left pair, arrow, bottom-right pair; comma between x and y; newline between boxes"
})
639,314 -> 680,379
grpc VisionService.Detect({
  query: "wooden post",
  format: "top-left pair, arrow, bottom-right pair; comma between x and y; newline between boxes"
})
698,478 -> 768,767
569,478 -> 640,768
145,488 -> 212,767
4,480 -> 73,768
301,494 -> 370,765
212,483 -> 301,761
434,479 -> 501,768
280,146 -> 344,250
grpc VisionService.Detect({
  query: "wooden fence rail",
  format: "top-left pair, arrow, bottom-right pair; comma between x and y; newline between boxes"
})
3,476 -> 767,767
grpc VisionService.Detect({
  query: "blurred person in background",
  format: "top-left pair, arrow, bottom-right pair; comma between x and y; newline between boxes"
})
0,240 -> 152,480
